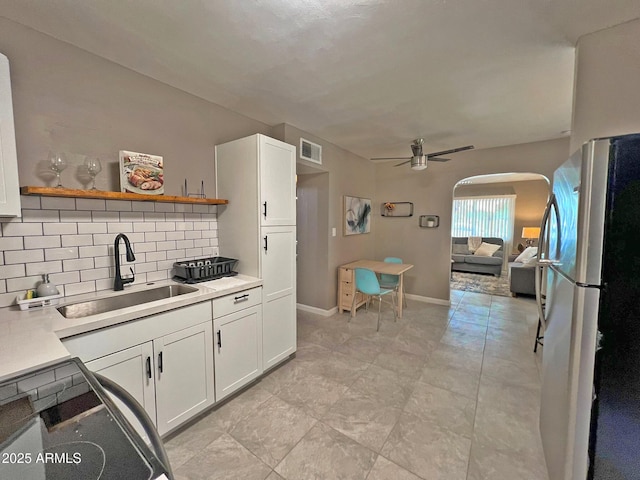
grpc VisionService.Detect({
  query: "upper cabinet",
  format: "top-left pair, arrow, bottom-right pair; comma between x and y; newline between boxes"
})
259,135 -> 296,226
0,53 -> 21,217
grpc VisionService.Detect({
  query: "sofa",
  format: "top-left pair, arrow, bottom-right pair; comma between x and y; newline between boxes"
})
508,247 -> 538,296
451,237 -> 504,277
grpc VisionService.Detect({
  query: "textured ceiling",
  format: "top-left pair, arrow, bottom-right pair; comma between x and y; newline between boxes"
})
1,0 -> 639,160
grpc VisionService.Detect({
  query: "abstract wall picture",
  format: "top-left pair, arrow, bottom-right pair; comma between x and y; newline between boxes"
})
344,196 -> 371,235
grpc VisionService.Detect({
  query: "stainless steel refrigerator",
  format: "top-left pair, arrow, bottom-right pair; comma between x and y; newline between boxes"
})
538,133 -> 640,480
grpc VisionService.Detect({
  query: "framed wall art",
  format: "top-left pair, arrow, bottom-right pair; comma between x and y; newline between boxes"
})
344,195 -> 371,235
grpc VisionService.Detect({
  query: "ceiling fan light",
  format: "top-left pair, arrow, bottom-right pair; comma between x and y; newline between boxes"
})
411,155 -> 427,170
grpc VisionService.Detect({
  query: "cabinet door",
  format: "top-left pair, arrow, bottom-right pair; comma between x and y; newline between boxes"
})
261,225 -> 297,370
154,322 -> 214,436
85,343 -> 156,442
214,305 -> 263,401
0,54 -> 21,217
259,135 -> 296,226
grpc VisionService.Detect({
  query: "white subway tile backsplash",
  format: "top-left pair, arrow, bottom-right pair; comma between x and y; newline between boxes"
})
78,245 -> 109,258
76,198 -> 106,211
0,264 -> 25,278
165,231 -> 185,241
45,247 -> 78,261
17,370 -> 55,392
0,236 -> 24,250
119,212 -> 144,223
157,241 -> 176,251
43,223 -> 77,235
193,204 -> 210,214
185,248 -> 204,258
7,275 -> 43,292
63,258 -> 94,271
22,209 -> 60,223
154,203 -> 175,213
49,271 -> 80,287
145,232 -> 166,242
80,268 -> 110,281
133,222 -> 156,233
156,222 -> 176,232
41,197 -> 76,210
61,234 -> 93,247
77,222 -> 107,234
131,201 -> 155,212
0,199 -> 219,307
60,210 -> 92,223
5,249 -> 44,264
92,211 -> 119,222
143,212 -> 165,222
106,200 -> 132,211
2,222 -> 43,236
24,236 -> 61,250
26,261 -> 62,276
19,195 -> 41,209
107,222 -> 133,233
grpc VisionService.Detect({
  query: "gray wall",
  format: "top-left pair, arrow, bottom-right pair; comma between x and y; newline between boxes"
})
0,17 -> 272,195
571,18 -> 640,151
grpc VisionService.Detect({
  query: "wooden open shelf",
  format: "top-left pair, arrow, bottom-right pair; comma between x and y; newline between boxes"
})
20,186 -> 228,205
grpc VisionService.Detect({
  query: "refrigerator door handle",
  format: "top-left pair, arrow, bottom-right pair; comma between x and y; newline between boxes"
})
535,194 -> 560,329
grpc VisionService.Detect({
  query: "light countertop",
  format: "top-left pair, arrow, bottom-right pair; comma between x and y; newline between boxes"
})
0,275 -> 262,383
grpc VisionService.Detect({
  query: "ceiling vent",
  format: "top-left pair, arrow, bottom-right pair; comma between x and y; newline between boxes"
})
300,138 -> 322,165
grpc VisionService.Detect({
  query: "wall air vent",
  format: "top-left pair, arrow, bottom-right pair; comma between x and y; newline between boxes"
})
300,138 -> 322,165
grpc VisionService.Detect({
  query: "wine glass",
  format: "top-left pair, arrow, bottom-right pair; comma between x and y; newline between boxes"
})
49,153 -> 67,188
84,157 -> 102,190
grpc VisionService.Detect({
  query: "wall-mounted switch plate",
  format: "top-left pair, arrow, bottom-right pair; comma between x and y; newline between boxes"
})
212,246 -> 220,257
332,227 -> 336,237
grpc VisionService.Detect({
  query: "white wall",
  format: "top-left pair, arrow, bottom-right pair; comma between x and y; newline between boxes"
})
571,18 -> 640,151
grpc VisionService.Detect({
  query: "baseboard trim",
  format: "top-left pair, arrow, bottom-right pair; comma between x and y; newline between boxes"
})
404,293 -> 450,306
296,303 -> 338,317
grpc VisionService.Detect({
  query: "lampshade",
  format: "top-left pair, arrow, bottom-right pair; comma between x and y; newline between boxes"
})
521,226 -> 541,239
410,155 -> 427,170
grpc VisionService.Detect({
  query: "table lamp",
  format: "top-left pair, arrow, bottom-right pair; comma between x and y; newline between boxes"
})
522,227 -> 541,247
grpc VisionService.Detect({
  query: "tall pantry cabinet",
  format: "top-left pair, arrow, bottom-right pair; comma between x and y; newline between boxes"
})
215,134 -> 297,371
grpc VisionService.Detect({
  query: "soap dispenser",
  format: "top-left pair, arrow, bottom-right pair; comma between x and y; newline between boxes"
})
36,274 -> 59,298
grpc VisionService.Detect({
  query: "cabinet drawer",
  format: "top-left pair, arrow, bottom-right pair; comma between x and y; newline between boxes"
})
339,268 -> 353,283
213,287 -> 262,317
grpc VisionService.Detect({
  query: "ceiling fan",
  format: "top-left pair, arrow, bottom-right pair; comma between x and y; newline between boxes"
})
371,139 -> 474,170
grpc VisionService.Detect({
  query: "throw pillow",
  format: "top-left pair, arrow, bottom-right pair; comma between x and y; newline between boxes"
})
524,256 -> 538,266
474,242 -> 501,256
452,244 -> 471,255
515,246 -> 538,263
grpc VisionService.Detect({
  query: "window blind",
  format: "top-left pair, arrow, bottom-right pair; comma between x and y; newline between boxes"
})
451,195 -> 516,240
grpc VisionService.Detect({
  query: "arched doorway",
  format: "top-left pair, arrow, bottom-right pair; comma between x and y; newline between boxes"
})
450,172 -> 550,297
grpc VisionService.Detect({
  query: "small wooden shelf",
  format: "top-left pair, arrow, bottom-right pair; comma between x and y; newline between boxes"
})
20,186 -> 228,205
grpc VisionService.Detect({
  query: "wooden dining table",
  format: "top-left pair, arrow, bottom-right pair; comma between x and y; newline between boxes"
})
339,259 -> 414,318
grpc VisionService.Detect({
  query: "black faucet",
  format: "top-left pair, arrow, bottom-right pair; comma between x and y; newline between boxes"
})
114,233 -> 136,291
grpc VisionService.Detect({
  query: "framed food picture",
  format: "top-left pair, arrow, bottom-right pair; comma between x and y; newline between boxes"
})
344,195 -> 371,235
119,150 -> 164,195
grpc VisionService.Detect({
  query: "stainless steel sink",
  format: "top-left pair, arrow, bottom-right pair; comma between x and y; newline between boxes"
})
57,285 -> 199,319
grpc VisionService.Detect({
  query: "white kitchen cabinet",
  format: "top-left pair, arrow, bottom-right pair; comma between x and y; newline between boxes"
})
216,134 -> 297,371
213,305 -> 262,401
261,225 -> 296,369
154,321 -> 214,435
63,301 -> 214,436
86,343 -> 156,442
0,53 -> 21,217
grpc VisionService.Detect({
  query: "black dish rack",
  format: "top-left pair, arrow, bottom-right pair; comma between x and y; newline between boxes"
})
173,256 -> 238,283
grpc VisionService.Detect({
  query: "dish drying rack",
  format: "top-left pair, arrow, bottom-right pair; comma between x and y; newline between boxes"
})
173,256 -> 238,283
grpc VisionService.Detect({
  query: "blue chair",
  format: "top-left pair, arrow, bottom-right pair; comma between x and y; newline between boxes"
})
351,268 -> 397,331
378,257 -> 407,308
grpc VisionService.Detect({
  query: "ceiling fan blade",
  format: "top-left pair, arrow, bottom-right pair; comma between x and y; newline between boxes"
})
427,145 -> 475,158
428,157 -> 450,162
394,159 -> 412,167
371,156 -> 411,161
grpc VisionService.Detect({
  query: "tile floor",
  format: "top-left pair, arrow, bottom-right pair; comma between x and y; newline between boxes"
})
164,290 -> 549,480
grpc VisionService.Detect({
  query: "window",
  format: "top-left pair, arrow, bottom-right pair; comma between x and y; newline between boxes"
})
451,195 -> 516,241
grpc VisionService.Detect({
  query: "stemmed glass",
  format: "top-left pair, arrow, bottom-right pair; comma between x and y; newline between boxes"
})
84,157 -> 102,190
49,153 -> 67,188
